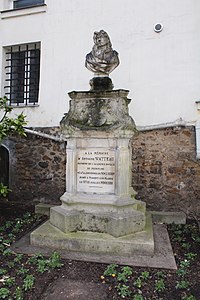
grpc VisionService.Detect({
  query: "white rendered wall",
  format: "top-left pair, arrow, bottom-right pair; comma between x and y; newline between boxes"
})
0,0 -> 200,128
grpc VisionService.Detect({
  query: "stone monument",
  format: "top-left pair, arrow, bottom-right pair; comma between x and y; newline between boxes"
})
31,30 -> 154,258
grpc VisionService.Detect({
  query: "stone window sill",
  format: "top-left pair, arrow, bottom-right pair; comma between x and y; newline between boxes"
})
10,104 -> 39,108
1,4 -> 47,19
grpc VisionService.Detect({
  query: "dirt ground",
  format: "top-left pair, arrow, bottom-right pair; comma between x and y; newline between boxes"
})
0,202 -> 200,300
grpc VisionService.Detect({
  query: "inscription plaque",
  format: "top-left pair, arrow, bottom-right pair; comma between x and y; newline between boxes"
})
77,148 -> 115,194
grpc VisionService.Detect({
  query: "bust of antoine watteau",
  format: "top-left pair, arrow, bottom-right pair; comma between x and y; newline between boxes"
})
85,30 -> 120,76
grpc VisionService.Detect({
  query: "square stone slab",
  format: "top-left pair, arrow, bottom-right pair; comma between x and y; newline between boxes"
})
30,213 -> 154,257
11,222 -> 176,269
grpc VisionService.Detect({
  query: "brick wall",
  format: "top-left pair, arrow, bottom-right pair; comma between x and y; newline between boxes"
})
132,126 -> 200,218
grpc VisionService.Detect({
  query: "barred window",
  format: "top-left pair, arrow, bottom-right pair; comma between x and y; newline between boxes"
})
13,0 -> 44,9
4,43 -> 40,106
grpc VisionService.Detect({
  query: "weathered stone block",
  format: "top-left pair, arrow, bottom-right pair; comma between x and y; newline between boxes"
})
31,213 -> 154,256
50,206 -> 146,238
60,90 -> 136,136
50,206 -> 80,233
35,203 -> 55,216
151,211 -> 186,224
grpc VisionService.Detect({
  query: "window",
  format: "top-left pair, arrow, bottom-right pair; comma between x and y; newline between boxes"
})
4,43 -> 40,106
13,0 -> 44,9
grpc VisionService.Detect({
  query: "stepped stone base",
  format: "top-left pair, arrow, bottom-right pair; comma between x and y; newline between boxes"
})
30,213 -> 154,256
50,194 -> 146,238
50,206 -> 145,238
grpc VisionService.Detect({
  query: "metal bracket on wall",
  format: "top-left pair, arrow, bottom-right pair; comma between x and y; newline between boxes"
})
195,100 -> 200,110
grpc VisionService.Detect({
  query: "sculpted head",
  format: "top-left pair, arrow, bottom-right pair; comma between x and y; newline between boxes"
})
93,30 -> 112,48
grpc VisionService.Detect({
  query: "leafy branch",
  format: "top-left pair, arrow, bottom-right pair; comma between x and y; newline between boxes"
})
0,96 -> 27,197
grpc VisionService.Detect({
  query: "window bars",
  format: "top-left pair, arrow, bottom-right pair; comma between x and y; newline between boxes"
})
4,43 -> 40,106
13,0 -> 44,9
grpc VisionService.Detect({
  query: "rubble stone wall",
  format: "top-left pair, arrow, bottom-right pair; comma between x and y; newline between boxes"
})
3,130 -> 66,205
132,126 -> 200,218
2,126 -> 200,217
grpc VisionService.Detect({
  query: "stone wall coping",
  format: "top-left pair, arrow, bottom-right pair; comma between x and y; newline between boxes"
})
137,119 -> 195,132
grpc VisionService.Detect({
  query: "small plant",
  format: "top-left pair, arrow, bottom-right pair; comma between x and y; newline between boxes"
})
37,259 -> 49,274
176,268 -> 187,277
140,271 -> 150,280
116,283 -> 131,298
183,224 -> 193,233
2,248 -> 13,257
156,271 -> 165,278
0,288 -> 10,299
134,277 -> 142,288
172,226 -> 184,241
116,266 -> 132,283
182,295 -> 196,300
17,267 -> 29,275
14,254 -> 23,263
103,264 -> 118,277
23,275 -> 35,291
4,221 -> 13,229
0,269 -> 7,276
155,279 -> 166,292
13,221 -> 23,233
191,233 -> 200,243
34,252 -> 63,273
170,222 -> 178,231
7,233 -> 16,242
121,266 -> 132,276
0,183 -> 11,197
0,227 -> 5,233
173,235 -> 183,242
27,253 -> 43,265
23,212 -> 32,221
181,243 -> 191,251
0,244 -> 5,253
185,253 -> 197,261
14,287 -> 23,300
5,276 -> 15,287
174,229 -> 183,236
49,251 -> 63,269
179,260 -> 190,269
117,272 -> 128,283
7,261 -> 15,269
176,280 -> 190,289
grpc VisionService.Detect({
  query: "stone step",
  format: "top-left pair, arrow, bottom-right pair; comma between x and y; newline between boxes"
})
31,213 -> 154,256
50,205 -> 146,237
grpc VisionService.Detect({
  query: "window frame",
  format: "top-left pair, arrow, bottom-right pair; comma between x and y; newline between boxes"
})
13,0 -> 45,9
1,1 -> 47,19
4,42 -> 41,107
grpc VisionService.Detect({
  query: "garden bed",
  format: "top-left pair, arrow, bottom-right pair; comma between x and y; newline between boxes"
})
0,203 -> 199,299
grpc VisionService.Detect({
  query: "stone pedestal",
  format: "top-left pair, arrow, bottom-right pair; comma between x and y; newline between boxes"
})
50,136 -> 146,238
31,86 -> 154,256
